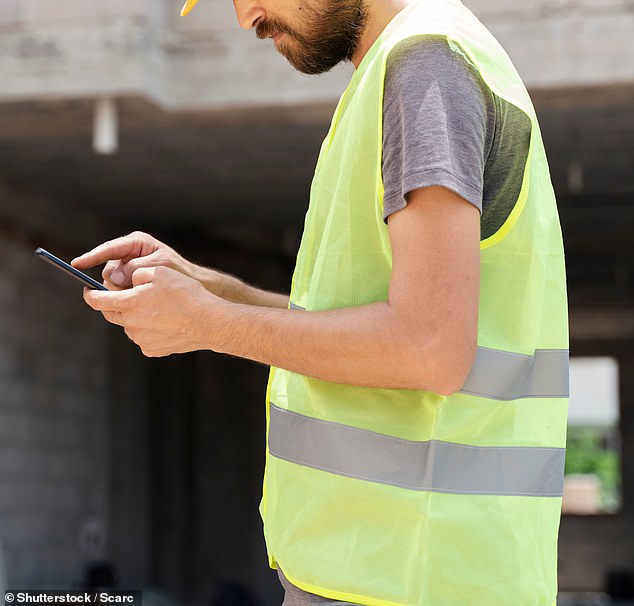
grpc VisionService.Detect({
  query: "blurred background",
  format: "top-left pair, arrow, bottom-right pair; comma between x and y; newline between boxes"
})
0,0 -> 632,604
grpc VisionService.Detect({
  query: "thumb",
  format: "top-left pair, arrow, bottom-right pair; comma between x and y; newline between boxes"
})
103,260 -> 130,288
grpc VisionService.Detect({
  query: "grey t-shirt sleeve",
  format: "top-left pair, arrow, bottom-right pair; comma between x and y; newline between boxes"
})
381,35 -> 495,221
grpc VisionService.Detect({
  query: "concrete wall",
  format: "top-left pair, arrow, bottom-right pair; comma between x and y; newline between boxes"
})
467,0 -> 634,88
0,0 -> 632,110
0,232 -> 110,589
0,0 -> 350,110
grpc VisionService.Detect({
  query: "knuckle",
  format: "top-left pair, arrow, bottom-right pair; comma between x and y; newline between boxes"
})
131,230 -> 152,242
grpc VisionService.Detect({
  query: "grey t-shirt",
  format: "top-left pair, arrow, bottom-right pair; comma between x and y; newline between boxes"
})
382,35 -> 531,240
277,35 -> 532,606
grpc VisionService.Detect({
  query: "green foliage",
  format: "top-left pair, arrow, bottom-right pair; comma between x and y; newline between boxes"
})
565,427 -> 621,512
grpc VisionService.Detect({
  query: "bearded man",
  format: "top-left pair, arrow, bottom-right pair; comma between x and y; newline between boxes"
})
73,0 -> 569,603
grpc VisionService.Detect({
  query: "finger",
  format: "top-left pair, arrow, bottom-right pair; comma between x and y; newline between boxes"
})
71,232 -> 156,270
123,327 -> 137,346
83,287 -> 131,313
103,277 -> 126,291
115,251 -> 168,288
102,310 -> 126,327
104,249 -> 174,289
72,237 -> 136,270
131,266 -> 164,288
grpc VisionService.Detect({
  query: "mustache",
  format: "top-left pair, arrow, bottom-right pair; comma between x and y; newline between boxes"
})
256,19 -> 296,40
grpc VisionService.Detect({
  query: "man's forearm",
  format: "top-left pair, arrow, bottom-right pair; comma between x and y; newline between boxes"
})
189,264 -> 289,308
202,298 -> 472,394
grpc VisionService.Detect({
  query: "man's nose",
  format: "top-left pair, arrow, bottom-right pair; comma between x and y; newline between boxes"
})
233,0 -> 266,29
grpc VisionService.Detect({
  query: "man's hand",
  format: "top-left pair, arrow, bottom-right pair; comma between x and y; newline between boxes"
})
73,231 -> 289,308
82,265 -> 220,357
72,231 -> 193,290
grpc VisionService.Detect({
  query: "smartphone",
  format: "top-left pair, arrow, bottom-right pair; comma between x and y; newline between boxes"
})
35,247 -> 109,291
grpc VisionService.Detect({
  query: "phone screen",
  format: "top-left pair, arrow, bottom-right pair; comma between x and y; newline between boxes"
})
35,248 -> 109,291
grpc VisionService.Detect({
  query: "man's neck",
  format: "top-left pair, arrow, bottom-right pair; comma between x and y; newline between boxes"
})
351,0 -> 412,68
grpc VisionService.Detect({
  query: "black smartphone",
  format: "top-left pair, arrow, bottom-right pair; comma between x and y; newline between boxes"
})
35,247 -> 109,291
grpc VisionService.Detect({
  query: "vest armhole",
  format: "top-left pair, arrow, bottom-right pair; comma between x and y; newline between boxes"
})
432,36 -> 536,250
480,117 -> 534,250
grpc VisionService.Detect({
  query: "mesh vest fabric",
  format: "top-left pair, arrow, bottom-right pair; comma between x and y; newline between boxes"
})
259,1 -> 569,604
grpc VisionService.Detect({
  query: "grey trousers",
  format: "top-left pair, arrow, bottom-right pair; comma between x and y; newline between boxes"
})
277,568 -> 362,606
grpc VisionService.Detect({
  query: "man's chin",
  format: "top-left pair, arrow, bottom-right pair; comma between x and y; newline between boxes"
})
294,61 -> 342,76
284,52 -> 342,75
273,37 -> 344,75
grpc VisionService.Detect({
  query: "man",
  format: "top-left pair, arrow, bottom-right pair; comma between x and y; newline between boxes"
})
73,0 -> 569,604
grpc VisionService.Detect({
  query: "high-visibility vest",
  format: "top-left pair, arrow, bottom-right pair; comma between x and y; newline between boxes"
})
259,0 -> 569,604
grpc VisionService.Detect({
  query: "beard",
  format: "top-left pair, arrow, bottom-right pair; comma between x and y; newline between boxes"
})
256,0 -> 368,75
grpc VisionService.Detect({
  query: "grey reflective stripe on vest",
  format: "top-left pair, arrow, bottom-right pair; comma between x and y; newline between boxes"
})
289,302 -> 305,310
460,347 -> 569,400
268,404 -> 565,497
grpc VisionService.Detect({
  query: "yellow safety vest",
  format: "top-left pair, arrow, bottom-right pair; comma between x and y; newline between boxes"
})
260,1 -> 569,604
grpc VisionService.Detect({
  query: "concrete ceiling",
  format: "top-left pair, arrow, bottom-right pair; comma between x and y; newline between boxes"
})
0,97 -> 333,228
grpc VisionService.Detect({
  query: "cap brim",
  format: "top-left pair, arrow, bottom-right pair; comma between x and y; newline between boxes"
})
180,0 -> 200,17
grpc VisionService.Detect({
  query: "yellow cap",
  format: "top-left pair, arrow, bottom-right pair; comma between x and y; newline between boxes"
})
180,0 -> 200,16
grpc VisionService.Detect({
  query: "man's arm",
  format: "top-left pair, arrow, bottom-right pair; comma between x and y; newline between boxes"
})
189,264 -> 289,309
72,231 -> 289,309
204,185 -> 479,393
81,185 -> 480,394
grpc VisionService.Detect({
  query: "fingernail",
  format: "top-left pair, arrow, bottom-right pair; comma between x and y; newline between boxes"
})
111,271 -> 126,285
